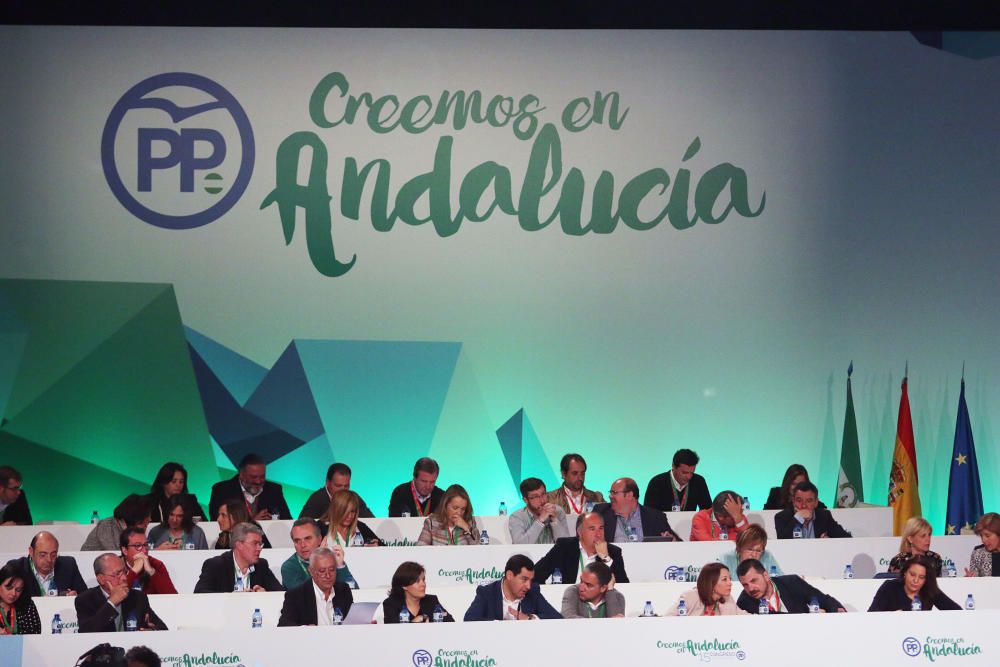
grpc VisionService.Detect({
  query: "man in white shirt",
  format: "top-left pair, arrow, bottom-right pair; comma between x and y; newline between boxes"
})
278,547 -> 354,626
508,478 -> 571,544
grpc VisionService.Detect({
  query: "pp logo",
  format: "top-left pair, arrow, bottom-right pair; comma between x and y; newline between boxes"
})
735,651 -> 746,661
101,72 -> 254,229
412,649 -> 433,667
902,637 -> 922,657
664,565 -> 686,582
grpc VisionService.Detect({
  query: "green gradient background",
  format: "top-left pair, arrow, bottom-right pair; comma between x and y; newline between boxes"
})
1,28 -> 998,530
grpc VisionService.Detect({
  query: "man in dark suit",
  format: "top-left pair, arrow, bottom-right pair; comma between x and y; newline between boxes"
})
643,449 -> 712,512
736,558 -> 845,614
387,457 -> 444,518
75,553 -> 167,632
208,453 -> 291,521
6,531 -> 87,597
774,481 -> 851,539
533,512 -> 629,584
193,522 -> 283,593
0,466 -> 32,525
278,546 -> 353,625
299,462 -> 374,519
595,478 -> 681,542
464,554 -> 562,621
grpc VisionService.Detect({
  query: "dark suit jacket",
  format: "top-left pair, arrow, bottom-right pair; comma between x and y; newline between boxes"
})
644,472 -> 711,512
75,586 -> 167,633
388,482 -> 444,518
277,579 -> 353,626
868,577 -> 961,612
0,490 -> 32,525
208,476 -> 291,521
532,537 -> 629,585
6,555 -> 88,597
764,488 -> 828,511
463,580 -> 562,621
193,550 -> 284,593
299,487 -> 374,519
737,575 -> 844,614
593,502 -> 681,542
382,593 -> 454,623
774,506 -> 851,539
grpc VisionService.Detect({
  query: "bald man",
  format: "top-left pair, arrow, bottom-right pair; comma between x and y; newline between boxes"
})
76,553 -> 167,633
5,531 -> 87,597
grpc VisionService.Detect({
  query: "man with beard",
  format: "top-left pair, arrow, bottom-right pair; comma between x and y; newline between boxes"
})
209,454 -> 291,522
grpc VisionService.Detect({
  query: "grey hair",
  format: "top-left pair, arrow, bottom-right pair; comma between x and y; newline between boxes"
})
231,521 -> 264,544
308,547 -> 338,568
93,553 -> 123,576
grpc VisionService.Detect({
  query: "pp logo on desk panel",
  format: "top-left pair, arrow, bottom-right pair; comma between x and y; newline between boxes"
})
412,650 -> 433,667
102,72 -> 254,229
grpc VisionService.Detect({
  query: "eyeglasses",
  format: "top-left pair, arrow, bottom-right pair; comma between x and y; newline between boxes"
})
126,543 -> 148,550
241,540 -> 264,549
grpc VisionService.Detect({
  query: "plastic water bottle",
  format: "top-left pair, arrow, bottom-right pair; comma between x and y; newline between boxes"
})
758,599 -> 769,615
402,511 -> 411,518
344,576 -> 357,590
742,496 -> 750,512
479,530 -> 490,545
125,611 -> 138,632
843,564 -> 854,579
251,608 -> 262,628
642,600 -> 654,617
399,608 -> 411,623
333,607 -> 343,625
184,541 -> 194,550
90,510 -> 99,524
498,501 -> 507,516
671,503 -> 681,512
808,596 -> 820,613
965,594 -> 975,610
52,613 -> 62,634
432,604 -> 445,622
551,567 -> 563,584
584,500 -> 595,513
946,563 -> 957,578
719,528 -> 728,541
131,577 -> 143,591
792,525 -> 803,539
677,598 -> 688,616
911,597 -> 922,611
351,531 -> 364,547
769,565 -> 778,577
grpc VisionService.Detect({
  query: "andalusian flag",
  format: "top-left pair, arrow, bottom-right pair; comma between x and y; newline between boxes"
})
888,372 -> 920,535
836,362 -> 864,507
945,376 -> 983,535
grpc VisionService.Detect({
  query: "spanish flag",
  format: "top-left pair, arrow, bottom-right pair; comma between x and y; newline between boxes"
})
888,374 -> 921,535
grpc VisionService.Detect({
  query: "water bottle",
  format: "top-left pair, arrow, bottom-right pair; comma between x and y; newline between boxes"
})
184,541 -> 194,550
125,611 -> 138,632
808,596 -> 819,613
52,613 -> 62,634
769,565 -> 778,577
131,577 -> 143,591
333,607 -> 343,625
642,600 -> 654,617
677,598 -> 687,616
584,500 -> 595,513
911,597 -> 922,611
742,496 -> 750,512
351,530 -> 365,547
234,576 -> 243,592
399,608 -> 411,623
965,594 -> 975,610
843,564 -> 854,579
792,525 -> 803,539
498,501 -> 507,516
946,563 -> 957,578
719,528 -> 728,541
432,604 -> 445,622
402,511 -> 411,518
758,599 -> 769,615
551,567 -> 563,584
479,530 -> 490,545
251,608 -> 262,628
671,503 -> 681,512
344,576 -> 357,590
90,510 -> 99,524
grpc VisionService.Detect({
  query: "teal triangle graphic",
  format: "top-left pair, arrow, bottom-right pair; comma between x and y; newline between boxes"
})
185,326 -> 268,406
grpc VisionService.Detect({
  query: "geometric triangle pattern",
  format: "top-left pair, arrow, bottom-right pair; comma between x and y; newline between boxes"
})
496,408 -> 557,492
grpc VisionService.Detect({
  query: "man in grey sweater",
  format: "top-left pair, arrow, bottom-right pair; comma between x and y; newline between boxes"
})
561,561 -> 625,618
508,478 -> 571,544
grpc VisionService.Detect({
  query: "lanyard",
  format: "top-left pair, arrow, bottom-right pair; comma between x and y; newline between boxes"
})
0,607 -> 16,635
29,560 -> 52,594
564,488 -> 584,514
768,586 -> 782,612
297,557 -> 309,576
333,529 -> 353,548
235,569 -> 251,591
448,526 -> 460,545
672,480 -> 689,510
617,515 -> 635,540
705,601 -> 720,616
410,482 -> 431,517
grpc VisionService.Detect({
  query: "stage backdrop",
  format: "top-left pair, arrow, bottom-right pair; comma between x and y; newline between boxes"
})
1,27 -> 998,529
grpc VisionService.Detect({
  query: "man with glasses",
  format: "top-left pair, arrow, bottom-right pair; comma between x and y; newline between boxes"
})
120,527 -> 177,594
209,453 -> 291,522
76,553 -> 167,632
594,478 -> 681,543
0,466 -> 31,525
278,547 -> 353,626
5,531 -> 87,597
509,478 -> 571,544
194,522 -> 283,593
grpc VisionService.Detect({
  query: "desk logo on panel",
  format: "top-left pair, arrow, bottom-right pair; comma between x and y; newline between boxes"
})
102,72 -> 255,230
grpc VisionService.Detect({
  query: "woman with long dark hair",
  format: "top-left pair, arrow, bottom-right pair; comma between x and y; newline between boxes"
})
148,495 -> 209,549
764,464 -> 810,510
0,563 -> 41,635
382,561 -> 453,623
869,555 -> 960,611
148,462 -> 206,523
667,563 -> 746,616
214,498 -> 271,549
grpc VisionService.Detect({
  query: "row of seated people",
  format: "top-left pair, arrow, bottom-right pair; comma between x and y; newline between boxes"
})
0,538 -> 983,636
0,452 -> 852,531
4,504 -> 999,612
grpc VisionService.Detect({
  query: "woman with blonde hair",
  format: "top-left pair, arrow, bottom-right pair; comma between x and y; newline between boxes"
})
667,563 -> 746,616
888,516 -> 942,576
323,490 -> 382,548
718,524 -> 783,575
416,484 -> 481,545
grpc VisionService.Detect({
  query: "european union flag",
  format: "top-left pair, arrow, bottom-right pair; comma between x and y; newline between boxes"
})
945,378 -> 983,535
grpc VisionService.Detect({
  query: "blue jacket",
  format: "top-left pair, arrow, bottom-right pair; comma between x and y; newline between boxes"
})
463,579 -> 562,621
